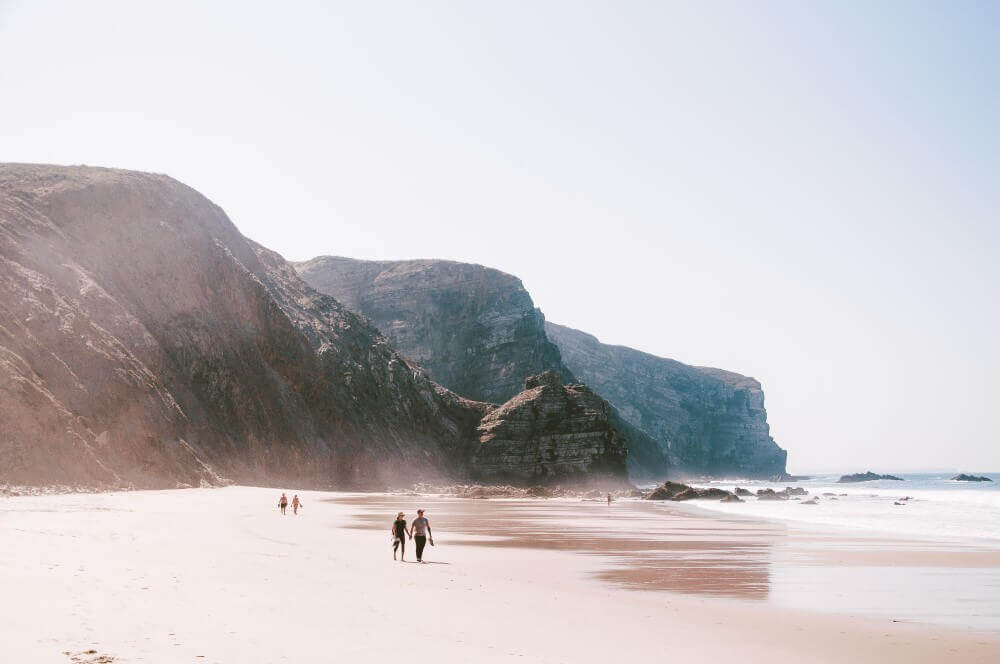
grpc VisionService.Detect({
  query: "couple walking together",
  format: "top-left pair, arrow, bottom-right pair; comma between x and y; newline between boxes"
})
392,509 -> 433,563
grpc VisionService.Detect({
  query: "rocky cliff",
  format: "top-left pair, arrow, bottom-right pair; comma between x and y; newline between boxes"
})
295,256 -> 670,478
470,371 -> 628,485
0,164 -> 490,489
294,256 -> 572,404
545,322 -> 787,478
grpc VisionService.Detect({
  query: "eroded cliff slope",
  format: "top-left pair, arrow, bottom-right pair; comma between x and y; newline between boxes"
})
471,371 -> 628,485
0,164 -> 487,489
546,322 -> 787,478
295,256 -> 571,403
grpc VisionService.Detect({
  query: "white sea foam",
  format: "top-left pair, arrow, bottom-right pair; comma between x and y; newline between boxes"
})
678,473 -> 1000,543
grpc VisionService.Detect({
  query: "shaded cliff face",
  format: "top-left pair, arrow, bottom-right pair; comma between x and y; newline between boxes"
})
295,256 -> 572,403
545,322 -> 787,478
471,371 -> 627,485
0,164 -> 487,489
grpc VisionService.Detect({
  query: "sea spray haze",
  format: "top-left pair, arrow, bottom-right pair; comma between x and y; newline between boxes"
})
0,164 -> 489,489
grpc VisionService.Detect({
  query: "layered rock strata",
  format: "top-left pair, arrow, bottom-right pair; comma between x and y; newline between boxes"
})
470,371 -> 628,485
294,256 -> 572,404
545,322 -> 787,478
0,164 -> 489,489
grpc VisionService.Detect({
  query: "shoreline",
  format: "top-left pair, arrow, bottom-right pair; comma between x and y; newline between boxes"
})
4,486 -> 999,662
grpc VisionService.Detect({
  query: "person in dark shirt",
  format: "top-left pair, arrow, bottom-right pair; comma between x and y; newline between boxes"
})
392,512 -> 411,561
411,509 -> 433,562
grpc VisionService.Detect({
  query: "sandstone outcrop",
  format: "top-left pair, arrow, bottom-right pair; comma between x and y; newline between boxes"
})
0,164 -> 491,489
951,474 -> 991,482
546,322 -> 787,478
470,371 -> 628,485
837,472 -> 903,483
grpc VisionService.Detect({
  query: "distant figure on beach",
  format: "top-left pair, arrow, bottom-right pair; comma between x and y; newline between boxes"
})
607,493 -> 612,505
292,494 -> 302,515
279,493 -> 288,515
412,509 -> 433,562
392,512 -> 410,561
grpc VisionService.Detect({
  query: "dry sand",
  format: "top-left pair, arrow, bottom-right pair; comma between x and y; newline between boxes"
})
2,486 -> 998,663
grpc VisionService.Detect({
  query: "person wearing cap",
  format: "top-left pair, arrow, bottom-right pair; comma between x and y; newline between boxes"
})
411,509 -> 433,562
391,512 -> 410,561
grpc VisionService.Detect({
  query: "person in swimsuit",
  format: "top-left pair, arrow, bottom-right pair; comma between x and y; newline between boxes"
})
392,512 -> 410,561
292,495 -> 302,515
279,493 -> 288,515
411,509 -> 433,562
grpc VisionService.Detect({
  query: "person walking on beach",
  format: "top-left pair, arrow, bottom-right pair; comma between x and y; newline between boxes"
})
607,493 -> 612,505
292,494 -> 302,515
278,493 -> 288,515
411,509 -> 433,563
392,512 -> 410,561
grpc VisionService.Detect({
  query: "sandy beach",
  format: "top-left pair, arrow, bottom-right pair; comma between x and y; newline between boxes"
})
3,486 -> 999,663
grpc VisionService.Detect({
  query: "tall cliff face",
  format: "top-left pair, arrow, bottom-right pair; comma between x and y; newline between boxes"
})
545,322 -> 787,478
471,371 -> 628,485
0,164 -> 487,489
294,256 -> 572,404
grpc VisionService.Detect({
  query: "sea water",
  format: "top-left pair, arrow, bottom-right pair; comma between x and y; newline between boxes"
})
687,472 -> 1000,544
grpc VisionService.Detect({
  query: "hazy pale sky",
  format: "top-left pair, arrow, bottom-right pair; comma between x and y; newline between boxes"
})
1,1 -> 997,472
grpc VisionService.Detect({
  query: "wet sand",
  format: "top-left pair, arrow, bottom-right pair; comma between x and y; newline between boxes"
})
3,487 -> 999,663
338,493 -> 1000,627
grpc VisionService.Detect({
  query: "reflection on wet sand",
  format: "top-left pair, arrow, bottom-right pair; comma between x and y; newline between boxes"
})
332,495 -> 780,600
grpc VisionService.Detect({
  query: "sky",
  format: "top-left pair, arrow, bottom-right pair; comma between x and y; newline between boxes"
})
1,1 -> 997,472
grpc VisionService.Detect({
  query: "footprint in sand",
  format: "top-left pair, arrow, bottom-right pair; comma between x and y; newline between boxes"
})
63,649 -> 115,663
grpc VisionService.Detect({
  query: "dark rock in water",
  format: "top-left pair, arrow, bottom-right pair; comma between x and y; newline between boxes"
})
0,164 -> 494,489
755,487 -> 808,500
694,487 -> 733,500
952,474 -> 992,482
471,372 -> 628,485
646,481 -> 692,500
735,487 -> 754,496
671,488 -> 701,501
525,486 -> 553,498
893,501 -> 906,506
720,494 -> 743,503
837,472 -> 904,483
645,481 -> 733,501
671,486 -> 732,501
822,492 -> 837,496
801,498 -> 819,505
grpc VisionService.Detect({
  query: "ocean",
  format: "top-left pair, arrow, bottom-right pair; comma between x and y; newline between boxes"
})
684,472 -> 1000,543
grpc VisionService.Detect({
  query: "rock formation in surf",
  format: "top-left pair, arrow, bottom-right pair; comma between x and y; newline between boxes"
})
837,472 -> 904,483
470,371 -> 628,484
951,474 -> 991,482
0,164 -> 491,489
545,322 -> 786,478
